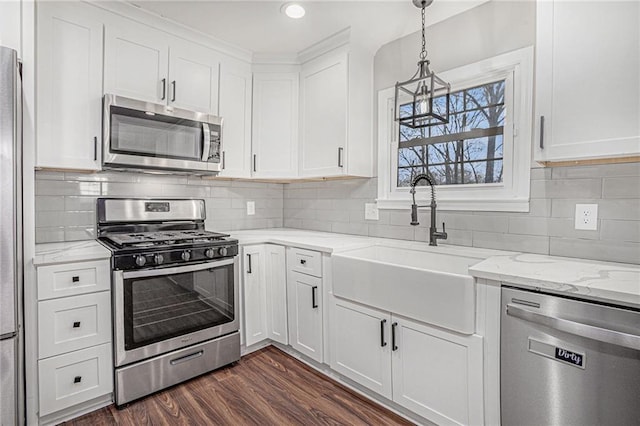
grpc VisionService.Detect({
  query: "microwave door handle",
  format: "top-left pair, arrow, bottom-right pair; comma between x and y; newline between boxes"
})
201,122 -> 211,161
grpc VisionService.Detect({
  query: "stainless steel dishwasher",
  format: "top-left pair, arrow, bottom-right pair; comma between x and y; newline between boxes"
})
501,286 -> 640,426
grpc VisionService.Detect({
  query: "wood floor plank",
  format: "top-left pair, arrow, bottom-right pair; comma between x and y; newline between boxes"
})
62,346 -> 413,426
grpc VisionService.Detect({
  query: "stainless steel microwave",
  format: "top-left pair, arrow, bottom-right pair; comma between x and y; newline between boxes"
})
103,94 -> 222,175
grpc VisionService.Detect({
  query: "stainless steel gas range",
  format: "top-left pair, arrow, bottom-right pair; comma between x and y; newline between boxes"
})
97,198 -> 240,406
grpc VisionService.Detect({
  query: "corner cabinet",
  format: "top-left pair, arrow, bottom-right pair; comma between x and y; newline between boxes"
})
299,47 -> 374,178
534,1 -> 640,163
241,244 -> 288,347
251,72 -> 299,179
36,1 -> 104,171
330,297 -> 484,426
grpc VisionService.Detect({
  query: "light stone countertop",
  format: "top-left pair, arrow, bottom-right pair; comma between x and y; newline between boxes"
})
34,240 -> 111,266
33,229 -> 640,308
470,253 -> 640,309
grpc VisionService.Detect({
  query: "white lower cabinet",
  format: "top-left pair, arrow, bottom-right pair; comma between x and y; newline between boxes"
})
38,343 -> 113,417
287,270 -> 323,363
242,244 -> 288,347
330,297 -> 484,426
330,298 -> 392,399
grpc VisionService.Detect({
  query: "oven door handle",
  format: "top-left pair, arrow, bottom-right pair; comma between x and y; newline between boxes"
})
201,122 -> 211,161
122,258 -> 234,279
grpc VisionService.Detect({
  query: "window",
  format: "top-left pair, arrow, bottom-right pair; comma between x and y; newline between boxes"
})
398,80 -> 505,186
377,47 -> 534,212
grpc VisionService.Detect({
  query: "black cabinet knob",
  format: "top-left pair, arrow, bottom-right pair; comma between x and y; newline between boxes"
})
73,321 -> 81,328
74,376 -> 82,384
72,276 -> 80,283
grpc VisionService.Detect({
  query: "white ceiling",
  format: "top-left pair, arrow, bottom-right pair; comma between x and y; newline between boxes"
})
128,0 -> 488,56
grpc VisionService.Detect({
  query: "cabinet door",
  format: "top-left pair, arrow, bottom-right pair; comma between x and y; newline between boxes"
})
168,40 -> 220,115
36,2 -> 103,170
252,73 -> 299,178
535,1 -> 640,162
242,246 -> 267,347
391,317 -> 484,426
264,245 -> 288,344
287,270 -> 323,362
218,59 -> 252,178
330,298 -> 392,399
104,24 -> 168,104
299,52 -> 348,177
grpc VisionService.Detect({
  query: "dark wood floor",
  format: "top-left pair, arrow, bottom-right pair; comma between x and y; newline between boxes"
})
62,346 -> 413,425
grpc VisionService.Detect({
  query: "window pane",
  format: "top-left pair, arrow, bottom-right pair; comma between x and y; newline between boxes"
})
396,79 -> 506,188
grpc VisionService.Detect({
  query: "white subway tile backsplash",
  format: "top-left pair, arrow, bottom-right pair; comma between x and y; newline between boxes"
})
600,220 -> 640,243
602,177 -> 640,199
550,238 -> 640,264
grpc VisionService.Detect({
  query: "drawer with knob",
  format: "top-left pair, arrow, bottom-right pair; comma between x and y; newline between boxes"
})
38,291 -> 111,358
287,247 -> 322,278
38,343 -> 113,416
37,259 -> 110,300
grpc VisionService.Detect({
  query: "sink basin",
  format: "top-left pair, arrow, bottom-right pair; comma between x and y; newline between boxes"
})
332,244 -> 484,334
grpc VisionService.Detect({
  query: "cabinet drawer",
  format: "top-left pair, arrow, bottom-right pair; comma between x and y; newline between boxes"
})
37,259 -> 110,300
38,292 -> 111,359
38,343 -> 113,416
287,247 -> 322,277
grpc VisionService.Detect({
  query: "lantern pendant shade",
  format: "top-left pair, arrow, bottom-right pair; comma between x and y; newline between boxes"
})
395,59 -> 450,129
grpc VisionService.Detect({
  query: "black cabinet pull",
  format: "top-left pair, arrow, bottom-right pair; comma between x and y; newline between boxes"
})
391,322 -> 398,351
171,80 -> 176,102
93,137 -> 97,161
73,321 -> 81,328
222,151 -> 226,170
73,376 -> 82,384
72,276 -> 80,283
380,319 -> 387,347
246,254 -> 252,274
311,286 -> 318,309
539,115 -> 545,149
300,259 -> 306,265
338,147 -> 344,168
161,78 -> 166,100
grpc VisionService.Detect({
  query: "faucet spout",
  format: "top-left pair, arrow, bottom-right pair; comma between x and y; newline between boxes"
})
409,173 -> 447,246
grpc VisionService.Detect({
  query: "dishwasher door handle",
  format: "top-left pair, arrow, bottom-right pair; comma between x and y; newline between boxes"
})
506,304 -> 640,351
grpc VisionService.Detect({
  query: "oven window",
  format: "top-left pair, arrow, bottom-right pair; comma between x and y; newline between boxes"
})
123,264 -> 235,350
110,106 -> 203,161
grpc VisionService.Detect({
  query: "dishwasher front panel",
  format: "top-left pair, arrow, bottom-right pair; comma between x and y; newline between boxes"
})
500,286 -> 640,426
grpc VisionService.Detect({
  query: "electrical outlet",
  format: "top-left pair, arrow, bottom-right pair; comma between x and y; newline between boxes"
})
246,201 -> 255,216
574,203 -> 598,230
365,203 -> 379,220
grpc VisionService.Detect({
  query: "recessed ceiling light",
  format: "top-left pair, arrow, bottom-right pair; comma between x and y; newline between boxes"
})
282,3 -> 305,19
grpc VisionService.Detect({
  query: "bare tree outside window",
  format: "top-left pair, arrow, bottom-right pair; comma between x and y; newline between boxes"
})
397,80 -> 505,187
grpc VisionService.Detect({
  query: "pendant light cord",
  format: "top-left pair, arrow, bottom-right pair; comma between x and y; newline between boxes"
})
420,4 -> 427,60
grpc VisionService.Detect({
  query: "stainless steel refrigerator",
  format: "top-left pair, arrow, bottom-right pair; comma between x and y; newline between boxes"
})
0,45 -> 23,426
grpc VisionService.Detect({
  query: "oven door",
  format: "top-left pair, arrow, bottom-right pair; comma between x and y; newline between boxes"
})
103,94 -> 221,174
113,257 -> 239,367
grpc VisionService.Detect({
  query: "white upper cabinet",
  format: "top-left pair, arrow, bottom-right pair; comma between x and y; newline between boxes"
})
299,46 -> 374,178
104,24 -> 169,104
104,24 -> 220,115
218,59 -> 253,178
168,40 -> 220,115
534,1 -> 640,163
300,52 -> 348,177
36,1 -> 103,171
252,72 -> 299,178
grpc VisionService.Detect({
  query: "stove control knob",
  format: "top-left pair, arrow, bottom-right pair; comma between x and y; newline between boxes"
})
181,251 -> 191,262
154,254 -> 164,265
205,248 -> 215,259
135,255 -> 147,267
218,246 -> 228,257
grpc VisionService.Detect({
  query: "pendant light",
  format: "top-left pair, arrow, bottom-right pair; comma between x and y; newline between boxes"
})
395,0 -> 450,129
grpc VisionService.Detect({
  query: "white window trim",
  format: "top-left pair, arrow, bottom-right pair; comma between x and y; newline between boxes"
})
377,46 -> 534,212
